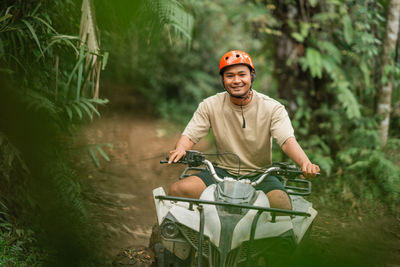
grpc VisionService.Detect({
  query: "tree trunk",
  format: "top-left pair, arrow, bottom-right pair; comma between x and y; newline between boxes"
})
79,0 -> 101,98
377,0 -> 400,145
273,1 -> 309,115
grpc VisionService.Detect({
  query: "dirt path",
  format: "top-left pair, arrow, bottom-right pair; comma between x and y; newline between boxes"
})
79,113 -> 400,266
78,113 -> 209,262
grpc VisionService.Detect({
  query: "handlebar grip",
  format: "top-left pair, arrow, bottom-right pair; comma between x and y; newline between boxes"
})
160,159 -> 187,164
300,172 -> 321,176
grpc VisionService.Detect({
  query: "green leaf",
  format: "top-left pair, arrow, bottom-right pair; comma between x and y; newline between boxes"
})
31,2 -> 41,16
291,32 -> 304,42
71,103 -> 83,120
306,47 -> 323,78
312,12 -> 338,23
81,98 -> 101,117
102,52 -> 109,70
360,61 -> 370,89
96,145 -> 110,161
384,65 -> 392,76
66,46 -> 87,92
15,229 -> 24,237
343,15 -> 353,44
24,89 -> 57,115
65,106 -> 73,120
88,146 -> 100,168
381,75 -> 388,85
0,68 -> 14,74
89,98 -> 109,105
30,15 -> 56,33
319,41 -> 341,63
321,57 -> 335,77
316,156 -> 333,176
77,101 -> 93,120
76,46 -> 85,100
336,81 -> 361,119
0,13 -> 12,23
156,0 -> 194,47
300,22 -> 311,37
21,19 -> 44,56
49,35 -> 79,53
42,37 -> 78,57
308,0 -> 318,7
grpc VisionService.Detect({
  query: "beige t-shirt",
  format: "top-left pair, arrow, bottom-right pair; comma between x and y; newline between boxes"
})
182,90 -> 295,176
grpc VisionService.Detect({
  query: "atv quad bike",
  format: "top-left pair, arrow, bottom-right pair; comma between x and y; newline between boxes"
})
152,150 -> 318,267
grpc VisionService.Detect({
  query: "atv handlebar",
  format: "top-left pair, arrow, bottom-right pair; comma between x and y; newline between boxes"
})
203,159 -> 224,183
161,150 -> 317,187
160,156 -> 224,183
250,166 -> 283,186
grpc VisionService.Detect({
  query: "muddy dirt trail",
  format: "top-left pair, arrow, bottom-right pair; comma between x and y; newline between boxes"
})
78,113 -> 209,263
79,113 -> 400,267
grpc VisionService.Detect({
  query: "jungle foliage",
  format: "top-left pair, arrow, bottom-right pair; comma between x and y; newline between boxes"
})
100,0 -> 400,212
0,0 -> 192,265
1,0 -> 400,265
0,0 -> 105,265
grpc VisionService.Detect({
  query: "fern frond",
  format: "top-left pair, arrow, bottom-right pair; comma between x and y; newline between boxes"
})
343,14 -> 354,45
23,89 -> 58,118
319,41 -> 342,63
335,81 -> 361,119
50,162 -> 87,216
63,97 -> 107,121
150,0 -> 194,47
299,47 -> 323,79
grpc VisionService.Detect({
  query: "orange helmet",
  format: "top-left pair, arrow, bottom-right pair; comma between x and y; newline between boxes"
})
219,50 -> 255,75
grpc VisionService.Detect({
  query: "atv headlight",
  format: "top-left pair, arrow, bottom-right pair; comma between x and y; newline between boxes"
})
161,221 -> 179,239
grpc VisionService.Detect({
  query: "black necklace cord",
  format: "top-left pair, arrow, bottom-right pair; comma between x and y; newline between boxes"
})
221,75 -> 253,129
239,89 -> 252,128
241,101 -> 246,128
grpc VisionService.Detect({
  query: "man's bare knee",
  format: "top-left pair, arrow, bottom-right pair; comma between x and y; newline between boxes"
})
168,176 -> 206,199
169,182 -> 180,196
267,189 -> 292,210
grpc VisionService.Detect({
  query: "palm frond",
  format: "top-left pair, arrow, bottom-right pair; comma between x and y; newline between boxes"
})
23,89 -> 59,118
148,0 -> 194,47
64,97 -> 108,121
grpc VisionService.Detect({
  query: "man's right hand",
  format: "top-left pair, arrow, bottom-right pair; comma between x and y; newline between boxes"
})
168,149 -> 186,164
168,135 -> 195,164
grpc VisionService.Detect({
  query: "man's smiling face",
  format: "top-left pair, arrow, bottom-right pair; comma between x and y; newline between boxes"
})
222,64 -> 252,98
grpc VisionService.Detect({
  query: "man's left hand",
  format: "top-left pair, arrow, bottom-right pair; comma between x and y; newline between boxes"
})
301,162 -> 320,178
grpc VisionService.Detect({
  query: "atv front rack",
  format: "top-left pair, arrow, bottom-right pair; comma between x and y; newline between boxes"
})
155,195 -> 311,267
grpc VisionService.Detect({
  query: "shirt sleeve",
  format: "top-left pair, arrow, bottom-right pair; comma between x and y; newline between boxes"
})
270,104 -> 295,146
182,101 -> 211,144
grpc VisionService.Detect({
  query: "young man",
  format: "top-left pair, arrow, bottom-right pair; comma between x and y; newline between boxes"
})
168,50 -> 320,210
